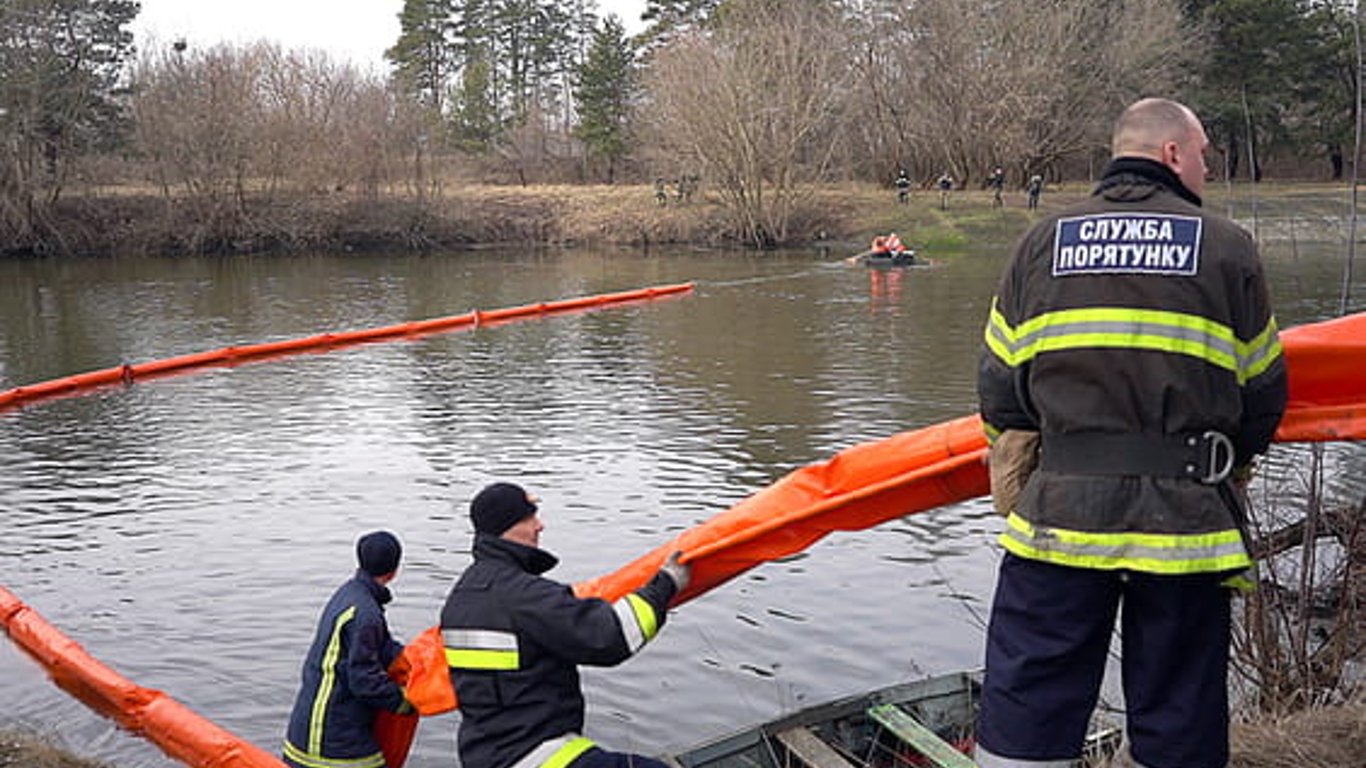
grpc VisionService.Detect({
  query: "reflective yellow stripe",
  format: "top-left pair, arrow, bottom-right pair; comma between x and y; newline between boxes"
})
1241,317 -> 1283,381
309,605 -> 355,755
443,627 -> 520,669
999,513 -> 1252,574
982,421 -> 1001,444
1222,570 -> 1257,593
283,741 -> 386,768
627,593 -> 659,641
445,646 -> 520,670
985,301 -> 1282,385
511,736 -> 598,768
543,737 -> 594,768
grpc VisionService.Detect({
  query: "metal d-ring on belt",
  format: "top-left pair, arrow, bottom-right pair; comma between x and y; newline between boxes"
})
1039,430 -> 1235,484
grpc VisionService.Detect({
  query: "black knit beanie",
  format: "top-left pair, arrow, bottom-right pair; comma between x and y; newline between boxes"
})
470,482 -> 538,535
356,530 -> 402,577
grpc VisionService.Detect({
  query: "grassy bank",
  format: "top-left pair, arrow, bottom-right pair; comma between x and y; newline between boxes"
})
9,181 -> 1092,257
7,179 -> 1356,258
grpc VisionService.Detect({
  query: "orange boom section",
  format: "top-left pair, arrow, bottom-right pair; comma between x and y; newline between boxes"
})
574,311 -> 1366,607
0,586 -> 287,768
0,283 -> 695,413
1275,311 -> 1366,442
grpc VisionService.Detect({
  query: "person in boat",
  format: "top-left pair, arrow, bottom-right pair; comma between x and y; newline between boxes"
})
283,531 -> 413,768
441,482 -> 691,768
974,98 -> 1287,768
875,232 -> 905,255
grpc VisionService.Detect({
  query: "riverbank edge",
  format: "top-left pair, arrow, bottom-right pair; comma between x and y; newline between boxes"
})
6,180 -> 1355,259
3,182 -> 1070,259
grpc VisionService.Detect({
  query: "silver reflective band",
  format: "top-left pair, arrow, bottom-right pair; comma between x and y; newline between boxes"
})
442,628 -> 517,651
613,598 -> 646,652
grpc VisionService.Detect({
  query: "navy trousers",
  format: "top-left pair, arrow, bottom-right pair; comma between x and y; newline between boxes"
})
976,554 -> 1233,768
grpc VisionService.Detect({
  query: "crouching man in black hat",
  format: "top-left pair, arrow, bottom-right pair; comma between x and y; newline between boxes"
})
442,482 -> 690,768
283,531 -> 414,768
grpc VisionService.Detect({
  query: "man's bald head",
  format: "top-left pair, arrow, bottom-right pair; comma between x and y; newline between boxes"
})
1112,99 -> 1199,158
1111,98 -> 1209,197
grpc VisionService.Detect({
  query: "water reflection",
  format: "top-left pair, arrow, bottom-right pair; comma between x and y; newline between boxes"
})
0,235 -> 1362,767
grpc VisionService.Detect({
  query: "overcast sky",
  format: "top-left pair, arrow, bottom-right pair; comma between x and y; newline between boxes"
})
131,0 -> 647,73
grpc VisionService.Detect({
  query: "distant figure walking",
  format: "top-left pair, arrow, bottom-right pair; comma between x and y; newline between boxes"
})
936,171 -> 954,210
987,166 -> 1005,208
895,168 -> 912,205
654,178 -> 668,206
1026,173 -> 1043,210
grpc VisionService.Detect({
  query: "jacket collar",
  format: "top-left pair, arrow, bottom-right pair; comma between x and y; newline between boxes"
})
473,532 -> 559,575
353,570 -> 393,605
1094,157 -> 1202,208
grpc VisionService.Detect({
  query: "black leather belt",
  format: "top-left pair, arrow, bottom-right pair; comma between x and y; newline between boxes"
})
1040,431 -> 1234,484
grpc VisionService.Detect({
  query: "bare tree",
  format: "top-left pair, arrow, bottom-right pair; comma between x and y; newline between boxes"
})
642,0 -> 855,247
867,0 -> 1195,185
131,42 -> 424,249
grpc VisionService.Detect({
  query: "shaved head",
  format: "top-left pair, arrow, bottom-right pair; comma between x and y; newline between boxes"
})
1112,99 -> 1199,158
1112,98 -> 1210,196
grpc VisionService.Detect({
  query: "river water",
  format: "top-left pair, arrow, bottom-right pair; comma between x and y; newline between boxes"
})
1,204 -> 1363,767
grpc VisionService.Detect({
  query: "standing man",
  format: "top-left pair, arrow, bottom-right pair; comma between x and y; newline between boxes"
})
988,166 -> 1005,208
937,170 -> 954,210
895,167 -> 912,204
975,98 -> 1287,768
284,531 -> 412,768
1026,173 -> 1043,209
442,482 -> 690,768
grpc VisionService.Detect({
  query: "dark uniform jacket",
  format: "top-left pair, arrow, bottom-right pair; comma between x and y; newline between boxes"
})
978,158 -> 1288,574
441,533 -> 678,768
284,572 -> 406,768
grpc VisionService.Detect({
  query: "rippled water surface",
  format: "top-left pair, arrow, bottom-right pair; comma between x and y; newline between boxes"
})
1,226 -> 1362,766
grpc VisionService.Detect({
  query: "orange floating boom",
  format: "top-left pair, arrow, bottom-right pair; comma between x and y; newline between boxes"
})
0,586 -> 287,768
0,283 -> 695,413
574,311 -> 1366,607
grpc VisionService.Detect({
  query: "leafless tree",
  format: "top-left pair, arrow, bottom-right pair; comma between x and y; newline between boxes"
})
847,0 -> 1195,186
131,42 -> 425,246
642,0 -> 856,247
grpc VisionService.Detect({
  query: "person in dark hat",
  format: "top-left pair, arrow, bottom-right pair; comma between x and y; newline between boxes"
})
283,531 -> 413,768
441,482 -> 691,768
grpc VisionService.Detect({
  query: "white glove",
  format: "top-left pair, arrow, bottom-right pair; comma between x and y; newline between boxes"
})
660,550 -> 691,593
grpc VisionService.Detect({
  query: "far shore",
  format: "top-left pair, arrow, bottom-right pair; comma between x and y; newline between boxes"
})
8,178 -> 1356,261
2,181 -> 1098,259
3,179 -> 1353,260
